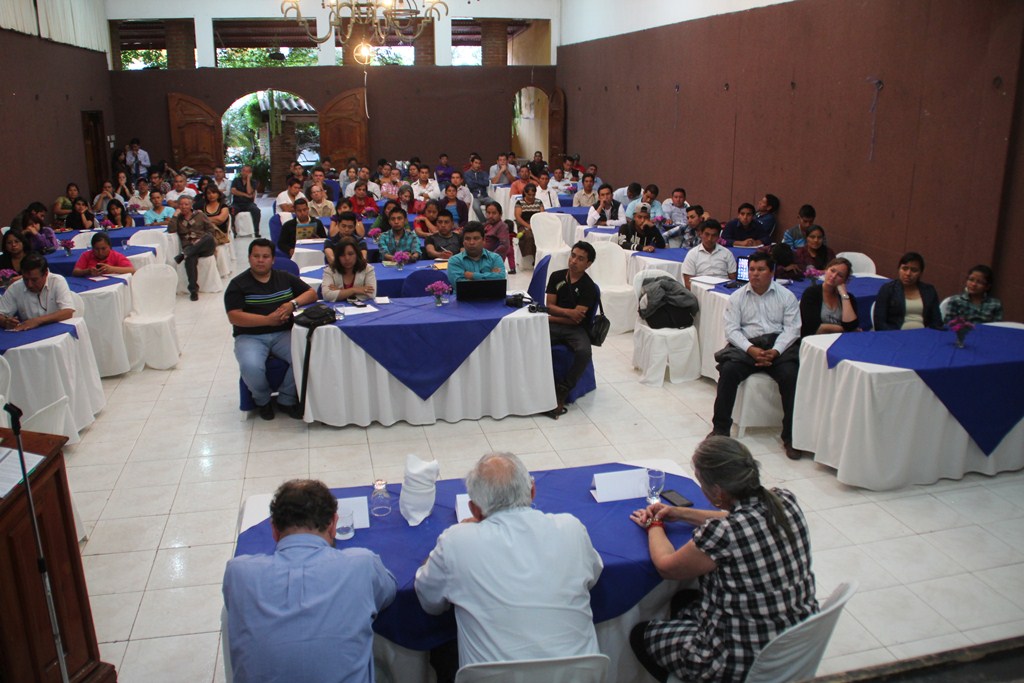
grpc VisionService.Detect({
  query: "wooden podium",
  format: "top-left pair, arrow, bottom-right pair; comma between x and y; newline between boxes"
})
0,429 -> 116,682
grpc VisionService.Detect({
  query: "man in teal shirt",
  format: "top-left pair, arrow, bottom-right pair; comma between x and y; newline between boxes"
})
447,222 -> 506,290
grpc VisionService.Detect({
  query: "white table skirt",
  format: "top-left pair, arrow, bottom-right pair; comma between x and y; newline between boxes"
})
4,318 -> 105,444
128,250 -> 157,271
292,307 -> 557,427
690,282 -> 726,381
80,279 -> 131,377
626,252 -> 685,284
793,332 -> 1024,490
292,244 -> 326,270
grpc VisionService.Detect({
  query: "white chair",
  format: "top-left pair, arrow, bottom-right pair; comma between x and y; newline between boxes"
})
128,229 -> 167,264
733,373 -> 785,437
632,270 -> 701,386
232,210 -> 255,237
124,264 -> 181,371
836,251 -> 876,275
667,582 -> 857,683
939,295 -> 954,320
554,212 -> 582,247
68,291 -> 85,318
589,242 -> 638,335
176,253 -> 224,293
532,213 -> 571,270
71,232 -> 94,249
455,654 -> 610,683
215,243 -> 232,278
0,355 -> 10,406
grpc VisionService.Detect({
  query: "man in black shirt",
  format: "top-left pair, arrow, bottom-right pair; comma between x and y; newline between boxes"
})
617,203 -> 666,252
230,165 -> 262,237
277,198 -> 327,257
225,239 -> 317,420
545,241 -> 598,418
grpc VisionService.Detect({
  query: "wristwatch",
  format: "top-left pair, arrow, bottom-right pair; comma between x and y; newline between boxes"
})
840,294 -> 851,300
290,300 -> 299,310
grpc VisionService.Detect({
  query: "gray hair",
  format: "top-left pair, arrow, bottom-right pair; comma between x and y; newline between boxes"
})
465,452 -> 532,517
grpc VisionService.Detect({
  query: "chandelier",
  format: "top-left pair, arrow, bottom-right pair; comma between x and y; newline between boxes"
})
281,0 -> 449,63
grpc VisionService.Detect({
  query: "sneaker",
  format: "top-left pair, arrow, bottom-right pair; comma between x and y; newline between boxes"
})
173,253 -> 185,264
257,402 -> 274,420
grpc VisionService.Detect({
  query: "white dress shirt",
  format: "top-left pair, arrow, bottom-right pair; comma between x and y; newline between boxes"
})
344,181 -> 381,199
415,507 -> 603,667
0,273 -> 75,320
549,178 -> 573,194
586,203 -> 626,227
681,243 -> 737,279
536,186 -> 559,209
661,200 -> 690,225
275,190 -> 307,217
723,280 -> 801,354
412,179 -> 440,201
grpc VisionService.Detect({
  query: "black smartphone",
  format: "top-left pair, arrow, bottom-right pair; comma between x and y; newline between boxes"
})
724,280 -> 741,289
661,490 -> 693,507
349,299 -> 367,308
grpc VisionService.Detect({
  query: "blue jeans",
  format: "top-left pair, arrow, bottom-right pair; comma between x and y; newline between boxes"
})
234,331 -> 297,407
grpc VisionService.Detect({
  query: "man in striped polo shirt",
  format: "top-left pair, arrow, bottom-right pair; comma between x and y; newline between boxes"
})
225,239 -> 317,420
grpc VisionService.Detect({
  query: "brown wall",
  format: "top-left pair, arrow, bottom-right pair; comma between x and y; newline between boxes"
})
108,65 -> 556,173
556,0 -> 1024,318
0,30 -> 115,224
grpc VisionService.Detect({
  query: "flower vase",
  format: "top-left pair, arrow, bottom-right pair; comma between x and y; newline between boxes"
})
434,295 -> 443,307
396,261 -> 404,271
955,328 -> 970,349
64,247 -> 72,257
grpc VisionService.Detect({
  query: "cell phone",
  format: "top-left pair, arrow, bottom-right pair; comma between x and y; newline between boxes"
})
661,490 -> 694,507
724,280 -> 741,289
349,299 -> 367,308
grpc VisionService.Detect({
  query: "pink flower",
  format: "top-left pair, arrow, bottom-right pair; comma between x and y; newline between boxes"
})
368,228 -> 382,239
425,281 -> 452,296
393,250 -> 411,265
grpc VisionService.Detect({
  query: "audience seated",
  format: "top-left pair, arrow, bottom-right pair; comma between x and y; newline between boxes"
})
301,167 -> 327,197
322,237 -> 376,302
509,165 -> 533,197
105,199 -> 133,228
618,203 -> 666,252
873,251 -> 943,330
943,265 -> 1003,324
128,178 -> 154,213
396,185 -> 424,216
660,187 -> 690,226
710,252 -> 806,460
549,167 -> 573,194
10,202 -> 47,234
377,208 -> 421,262
202,186 -> 231,242
230,165 -> 262,237
534,171 -> 559,209
799,257 -> 859,337
586,184 -> 626,227
65,197 -> 96,231
614,182 -> 642,209
349,181 -> 379,218
513,183 -> 542,264
446,222 -> 505,290
489,153 -> 517,186
625,184 -> 663,219
380,167 -> 402,201
149,170 -> 171,195
435,153 -> 455,187
791,225 -> 835,275
629,436 -> 817,683
782,204 -> 819,249
481,202 -> 512,273
585,164 -> 604,189
306,184 -> 334,219
681,219 -> 737,289
545,241 -> 598,418
448,170 -> 476,211
275,177 -> 305,218
344,167 -> 381,201
278,198 -> 327,258
165,174 -> 197,209
463,155 -> 490,215
424,212 -> 462,260
412,165 -> 441,201
0,231 -> 29,276
324,212 -> 367,264
113,171 -> 133,202
144,190 -> 175,226
169,195 -> 217,301
413,200 -> 442,238
526,150 -> 548,180
72,232 -> 136,277
91,180 -> 117,213
224,479 -> 396,682
20,212 -> 59,253
663,204 -> 704,248
572,173 -> 598,208
722,202 -> 771,247
52,182 -> 80,226
370,200 -> 398,232
755,192 -> 780,239
0,254 -> 75,331
561,156 -> 580,181
440,183 -> 469,226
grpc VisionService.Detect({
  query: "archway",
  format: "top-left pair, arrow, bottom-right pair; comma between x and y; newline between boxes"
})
511,86 -> 550,168
221,90 -> 319,193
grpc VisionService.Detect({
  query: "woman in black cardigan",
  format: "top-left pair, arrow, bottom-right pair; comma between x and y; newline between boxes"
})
800,257 -> 860,337
873,251 -> 942,331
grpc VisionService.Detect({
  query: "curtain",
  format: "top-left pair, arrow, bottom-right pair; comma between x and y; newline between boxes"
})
14,0 -> 111,53
0,0 -> 40,36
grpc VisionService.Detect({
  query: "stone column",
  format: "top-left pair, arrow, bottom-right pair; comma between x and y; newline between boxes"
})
479,19 -> 508,67
270,119 -> 298,192
165,19 -> 196,70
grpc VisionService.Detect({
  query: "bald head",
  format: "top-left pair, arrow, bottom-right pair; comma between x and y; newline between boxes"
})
465,453 -> 532,517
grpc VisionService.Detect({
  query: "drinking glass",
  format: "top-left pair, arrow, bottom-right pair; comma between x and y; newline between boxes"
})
647,469 -> 666,505
370,479 -> 392,517
336,508 -> 354,540
121,239 -> 128,249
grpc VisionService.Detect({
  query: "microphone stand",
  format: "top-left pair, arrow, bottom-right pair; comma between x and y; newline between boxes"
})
4,403 -> 70,683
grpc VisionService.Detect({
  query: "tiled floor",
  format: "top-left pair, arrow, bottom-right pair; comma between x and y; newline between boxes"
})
65,228 -> 1024,682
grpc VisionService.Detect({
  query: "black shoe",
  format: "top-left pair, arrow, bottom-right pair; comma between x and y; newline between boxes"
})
281,403 -> 304,420
257,402 -> 274,420
508,269 -> 517,275
189,291 -> 199,301
173,253 -> 185,264
784,442 -> 810,461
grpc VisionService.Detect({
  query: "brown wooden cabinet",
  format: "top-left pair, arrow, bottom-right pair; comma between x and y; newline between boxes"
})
0,429 -> 116,682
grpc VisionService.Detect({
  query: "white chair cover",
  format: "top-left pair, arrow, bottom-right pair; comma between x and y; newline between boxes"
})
0,355 -> 10,399
589,242 -> 638,335
455,654 -> 610,683
71,232 -> 94,249
128,229 -> 168,264
532,213 -> 571,269
176,254 -> 223,293
232,210 -> 255,237
631,270 -> 701,386
68,291 -> 85,318
836,251 -> 876,275
733,372 -> 784,437
555,212 -> 581,247
125,264 -> 180,371
216,244 -> 232,278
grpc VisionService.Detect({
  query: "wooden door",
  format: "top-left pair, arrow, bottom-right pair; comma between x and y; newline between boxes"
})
320,88 -> 369,166
167,93 -> 222,175
80,112 -> 106,199
548,87 -> 566,165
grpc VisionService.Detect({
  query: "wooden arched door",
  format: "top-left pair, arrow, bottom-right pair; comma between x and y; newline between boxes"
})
320,88 -> 369,166
167,93 -> 222,174
548,87 -> 566,164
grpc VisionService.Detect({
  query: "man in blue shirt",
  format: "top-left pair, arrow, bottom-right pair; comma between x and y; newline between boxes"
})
223,479 -> 396,683
722,202 -> 772,247
463,155 -> 491,216
377,207 -> 421,261
447,222 -> 506,290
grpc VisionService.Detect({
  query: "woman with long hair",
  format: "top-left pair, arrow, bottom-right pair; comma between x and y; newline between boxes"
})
873,251 -> 942,330
322,237 -> 376,302
66,197 -> 96,231
105,198 -> 134,228
799,257 -> 859,337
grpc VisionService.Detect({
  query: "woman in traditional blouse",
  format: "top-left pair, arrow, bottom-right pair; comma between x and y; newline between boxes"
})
105,199 -> 133,228
513,182 -> 543,265
52,182 -> 80,225
629,437 -> 818,683
65,197 -> 96,231
202,185 -> 231,243
321,237 -> 376,302
440,182 -> 469,226
792,225 -> 835,274
873,251 -> 942,330
942,265 -> 1003,324
0,231 -> 29,277
799,257 -> 859,337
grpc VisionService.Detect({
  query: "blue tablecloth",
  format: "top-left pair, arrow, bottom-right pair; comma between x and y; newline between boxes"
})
826,325 -> 1024,454
584,227 -> 618,238
0,322 -> 78,354
545,206 -> 591,225
558,193 -> 573,207
45,245 -> 156,277
304,260 -> 439,299
234,462 -> 708,651
710,276 -> 884,331
66,275 -> 128,293
632,246 -> 758,265
337,296 -> 510,399
59,225 -> 147,244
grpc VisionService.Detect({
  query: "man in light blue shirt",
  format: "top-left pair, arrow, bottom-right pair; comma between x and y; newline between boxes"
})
625,184 -> 664,219
447,222 -> 506,289
223,480 -> 396,683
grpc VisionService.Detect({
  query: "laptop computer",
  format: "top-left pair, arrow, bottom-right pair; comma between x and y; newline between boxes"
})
455,278 -> 508,302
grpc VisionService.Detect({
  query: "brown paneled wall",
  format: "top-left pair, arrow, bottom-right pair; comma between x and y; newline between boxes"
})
0,31 -> 116,225
108,65 -> 556,177
556,0 -> 1024,319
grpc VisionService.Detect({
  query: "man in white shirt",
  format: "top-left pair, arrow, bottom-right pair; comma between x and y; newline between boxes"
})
165,174 -> 197,209
549,168 -> 573,194
276,177 -> 306,218
344,167 -> 381,200
213,166 -> 231,203
661,187 -> 690,226
488,153 -> 516,187
415,453 -> 602,678
535,171 -> 559,209
0,255 -> 75,331
586,184 -> 626,227
710,251 -> 805,460
412,165 -> 441,201
572,173 -> 598,207
681,220 -> 737,289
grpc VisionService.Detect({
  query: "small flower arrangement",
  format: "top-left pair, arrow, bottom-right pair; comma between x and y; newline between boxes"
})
100,218 -> 114,229
948,316 -> 975,348
717,237 -> 728,246
425,281 -> 452,297
804,267 -> 824,280
654,215 -> 669,226
128,202 -> 141,212
368,228 -> 382,239
392,250 -> 411,265
59,239 -> 75,254
0,268 -> 17,286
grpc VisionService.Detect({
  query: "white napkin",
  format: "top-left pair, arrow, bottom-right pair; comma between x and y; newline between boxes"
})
399,454 -> 439,526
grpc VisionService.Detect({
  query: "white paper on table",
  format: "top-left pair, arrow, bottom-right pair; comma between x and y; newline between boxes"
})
455,494 -> 473,522
296,238 -> 324,245
336,496 -> 371,529
590,469 -> 648,503
0,448 -> 45,498
374,296 -> 391,305
690,275 -> 729,285
337,304 -> 378,315
88,276 -> 110,282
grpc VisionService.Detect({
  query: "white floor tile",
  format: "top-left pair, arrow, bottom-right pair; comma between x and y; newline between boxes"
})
148,543 -> 234,590
846,585 -> 958,646
118,632 -> 220,683
161,509 -> 240,549
908,573 -> 1024,631
131,584 -> 224,639
91,591 -> 144,643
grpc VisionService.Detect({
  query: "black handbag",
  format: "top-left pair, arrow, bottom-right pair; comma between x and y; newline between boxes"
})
293,303 -> 338,410
588,300 -> 610,347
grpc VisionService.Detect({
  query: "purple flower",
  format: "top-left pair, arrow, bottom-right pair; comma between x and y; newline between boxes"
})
425,281 -> 452,296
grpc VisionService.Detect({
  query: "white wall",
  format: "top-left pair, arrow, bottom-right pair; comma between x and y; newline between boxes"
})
558,0 -> 795,46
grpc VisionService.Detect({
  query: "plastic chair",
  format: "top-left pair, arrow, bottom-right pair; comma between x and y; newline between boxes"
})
939,295 -> 954,320
836,251 -> 876,275
455,654 -> 609,683
532,213 -> 571,269
68,291 -> 85,318
128,228 -> 168,264
268,213 -> 284,248
632,270 -> 701,386
588,242 -> 637,335
124,264 -> 180,371
0,355 -> 10,404
733,373 -> 785,437
553,212 -> 582,248
400,268 -> 450,297
176,252 -> 224,293
667,582 -> 857,683
273,256 -> 300,277
551,286 -> 600,403
71,232 -> 95,249
232,210 -> 255,237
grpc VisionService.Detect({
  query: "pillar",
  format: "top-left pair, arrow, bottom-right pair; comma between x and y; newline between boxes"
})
108,21 -> 122,71
413,20 -> 435,66
270,119 -> 298,192
479,19 -> 508,67
165,19 -> 196,70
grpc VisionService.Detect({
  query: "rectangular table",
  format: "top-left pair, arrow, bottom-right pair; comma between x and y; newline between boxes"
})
68,275 -> 132,377
232,459 -> 707,682
45,245 -> 157,277
292,298 -> 556,427
794,324 -> 1024,490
